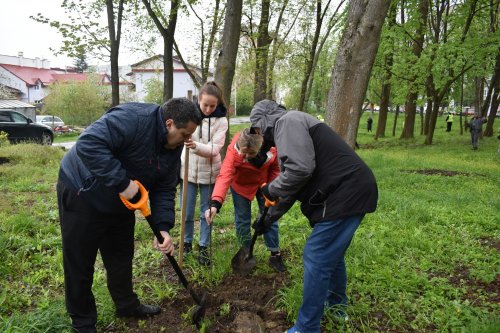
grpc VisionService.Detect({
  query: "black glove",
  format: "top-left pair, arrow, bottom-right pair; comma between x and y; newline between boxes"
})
261,183 -> 278,203
209,199 -> 222,213
252,212 -> 274,236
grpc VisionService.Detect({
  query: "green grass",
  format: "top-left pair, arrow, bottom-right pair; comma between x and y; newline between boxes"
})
0,113 -> 498,332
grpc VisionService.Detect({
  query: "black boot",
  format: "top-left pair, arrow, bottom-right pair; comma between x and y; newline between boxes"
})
198,246 -> 211,266
183,242 -> 192,255
117,304 -> 161,318
269,252 -> 286,273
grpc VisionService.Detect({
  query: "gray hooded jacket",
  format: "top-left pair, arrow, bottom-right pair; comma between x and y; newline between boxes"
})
250,100 -> 378,226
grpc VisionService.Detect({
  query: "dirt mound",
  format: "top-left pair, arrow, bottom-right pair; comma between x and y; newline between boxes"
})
113,272 -> 291,333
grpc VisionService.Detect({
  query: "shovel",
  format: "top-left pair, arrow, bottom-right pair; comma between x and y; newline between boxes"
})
120,180 -> 208,328
231,196 -> 275,276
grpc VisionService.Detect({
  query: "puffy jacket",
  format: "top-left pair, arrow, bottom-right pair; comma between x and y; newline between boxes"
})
211,131 -> 280,204
58,103 -> 182,232
180,106 -> 228,184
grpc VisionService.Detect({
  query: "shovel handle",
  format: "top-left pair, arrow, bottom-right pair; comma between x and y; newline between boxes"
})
119,180 -> 150,217
248,205 -> 270,258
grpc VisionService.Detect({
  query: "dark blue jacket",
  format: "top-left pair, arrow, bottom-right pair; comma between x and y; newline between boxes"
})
59,103 -> 182,232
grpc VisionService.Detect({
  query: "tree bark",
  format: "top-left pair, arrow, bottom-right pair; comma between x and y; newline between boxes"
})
400,0 -> 428,139
325,0 -> 391,148
214,0 -> 243,106
254,0 -> 272,104
106,0 -> 124,107
214,0 -> 243,159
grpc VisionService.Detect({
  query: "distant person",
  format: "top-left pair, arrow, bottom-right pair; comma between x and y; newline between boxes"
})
445,112 -> 454,132
367,117 -> 373,132
180,81 -> 228,266
469,115 -> 486,150
57,99 -> 202,333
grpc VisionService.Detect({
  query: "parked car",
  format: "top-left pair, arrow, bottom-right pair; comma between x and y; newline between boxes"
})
0,110 -> 54,145
36,115 -> 65,129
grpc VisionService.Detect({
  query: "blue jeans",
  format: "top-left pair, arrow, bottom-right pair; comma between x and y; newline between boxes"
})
231,188 -> 280,252
294,215 -> 363,333
179,182 -> 213,247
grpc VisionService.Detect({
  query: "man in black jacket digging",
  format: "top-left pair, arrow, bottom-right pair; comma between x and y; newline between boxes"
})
249,100 -> 378,333
57,98 -> 201,332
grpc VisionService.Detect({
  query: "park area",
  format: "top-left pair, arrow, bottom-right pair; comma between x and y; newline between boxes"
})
0,114 -> 499,332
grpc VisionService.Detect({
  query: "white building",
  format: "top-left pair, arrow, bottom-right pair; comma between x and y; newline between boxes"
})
127,55 -> 204,102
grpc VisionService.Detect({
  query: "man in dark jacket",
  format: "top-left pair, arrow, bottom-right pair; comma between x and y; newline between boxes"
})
250,100 -> 378,333
57,98 -> 201,333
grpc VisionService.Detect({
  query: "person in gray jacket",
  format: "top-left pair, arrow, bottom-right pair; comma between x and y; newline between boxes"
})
250,100 -> 378,333
57,99 -> 201,333
469,115 -> 486,150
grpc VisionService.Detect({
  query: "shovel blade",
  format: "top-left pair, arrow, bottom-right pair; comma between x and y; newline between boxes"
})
231,246 -> 256,275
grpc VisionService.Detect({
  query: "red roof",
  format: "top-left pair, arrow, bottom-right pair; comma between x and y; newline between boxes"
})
0,64 -> 89,86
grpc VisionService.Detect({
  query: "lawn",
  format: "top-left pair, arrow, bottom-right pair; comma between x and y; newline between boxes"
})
0,113 -> 498,332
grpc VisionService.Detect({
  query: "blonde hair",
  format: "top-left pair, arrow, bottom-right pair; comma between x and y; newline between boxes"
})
199,81 -> 226,107
237,128 -> 263,151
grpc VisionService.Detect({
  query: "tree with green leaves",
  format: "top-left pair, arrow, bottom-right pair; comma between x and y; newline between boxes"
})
325,0 -> 391,148
73,47 -> 89,73
43,75 -> 110,126
31,0 -> 125,106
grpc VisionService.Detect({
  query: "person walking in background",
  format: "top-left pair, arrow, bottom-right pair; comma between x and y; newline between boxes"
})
249,99 -> 378,333
367,116 -> 373,132
57,99 -> 201,333
470,115 -> 486,150
446,112 -> 454,132
205,128 -> 286,273
180,81 -> 228,266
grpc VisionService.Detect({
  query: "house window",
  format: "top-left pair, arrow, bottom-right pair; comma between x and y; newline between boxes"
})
33,85 -> 39,90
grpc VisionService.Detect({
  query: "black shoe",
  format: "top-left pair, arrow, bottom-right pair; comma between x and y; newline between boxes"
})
73,326 -> 97,333
269,252 -> 286,273
198,246 -> 211,266
183,242 -> 192,255
117,304 -> 161,318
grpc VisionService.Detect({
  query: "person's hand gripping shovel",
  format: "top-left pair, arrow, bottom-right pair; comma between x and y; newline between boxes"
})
231,186 -> 277,276
120,180 -> 208,328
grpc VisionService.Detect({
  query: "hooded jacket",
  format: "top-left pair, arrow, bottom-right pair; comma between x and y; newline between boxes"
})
58,103 -> 182,232
250,99 -> 378,226
211,131 -> 280,204
180,105 -> 228,184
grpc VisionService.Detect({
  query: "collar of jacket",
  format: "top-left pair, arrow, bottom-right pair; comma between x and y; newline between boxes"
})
199,104 -> 227,118
156,106 -> 169,151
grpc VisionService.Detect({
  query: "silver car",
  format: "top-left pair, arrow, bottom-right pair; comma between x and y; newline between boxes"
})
36,115 -> 65,129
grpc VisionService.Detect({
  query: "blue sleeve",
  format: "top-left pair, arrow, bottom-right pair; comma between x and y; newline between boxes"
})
75,108 -> 138,192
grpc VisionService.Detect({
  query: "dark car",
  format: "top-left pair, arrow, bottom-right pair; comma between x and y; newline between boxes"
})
0,110 -> 54,145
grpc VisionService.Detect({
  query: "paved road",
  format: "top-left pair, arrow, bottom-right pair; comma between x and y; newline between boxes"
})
53,116 -> 251,150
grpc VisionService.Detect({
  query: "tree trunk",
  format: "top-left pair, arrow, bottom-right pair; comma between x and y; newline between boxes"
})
484,91 -> 498,137
298,1 -> 325,111
325,0 -> 391,148
214,0 -> 243,106
214,0 -> 243,159
425,94 -> 442,145
142,0 -> 179,102
392,105 -> 400,136
474,77 -> 483,115
481,51 -> 500,119
423,81 -> 433,135
106,0 -> 124,107
400,0 -> 428,138
254,0 -> 272,104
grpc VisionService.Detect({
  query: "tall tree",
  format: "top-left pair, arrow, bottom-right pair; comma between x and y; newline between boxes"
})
31,0 -> 125,106
325,0 -> 391,147
142,0 -> 180,102
214,0 -> 243,106
254,0 -> 272,103
400,0 -> 429,139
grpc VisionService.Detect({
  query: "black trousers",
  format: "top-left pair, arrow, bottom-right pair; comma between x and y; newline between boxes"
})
57,179 -> 139,329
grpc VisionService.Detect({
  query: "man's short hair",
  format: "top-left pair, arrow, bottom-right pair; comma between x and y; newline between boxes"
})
161,98 -> 202,128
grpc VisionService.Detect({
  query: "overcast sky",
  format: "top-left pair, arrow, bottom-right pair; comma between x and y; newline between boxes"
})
0,0 -> 166,68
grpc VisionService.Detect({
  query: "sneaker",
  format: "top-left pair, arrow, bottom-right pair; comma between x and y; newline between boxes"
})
284,327 -> 301,333
183,242 -> 192,255
269,252 -> 286,273
198,246 -> 211,266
